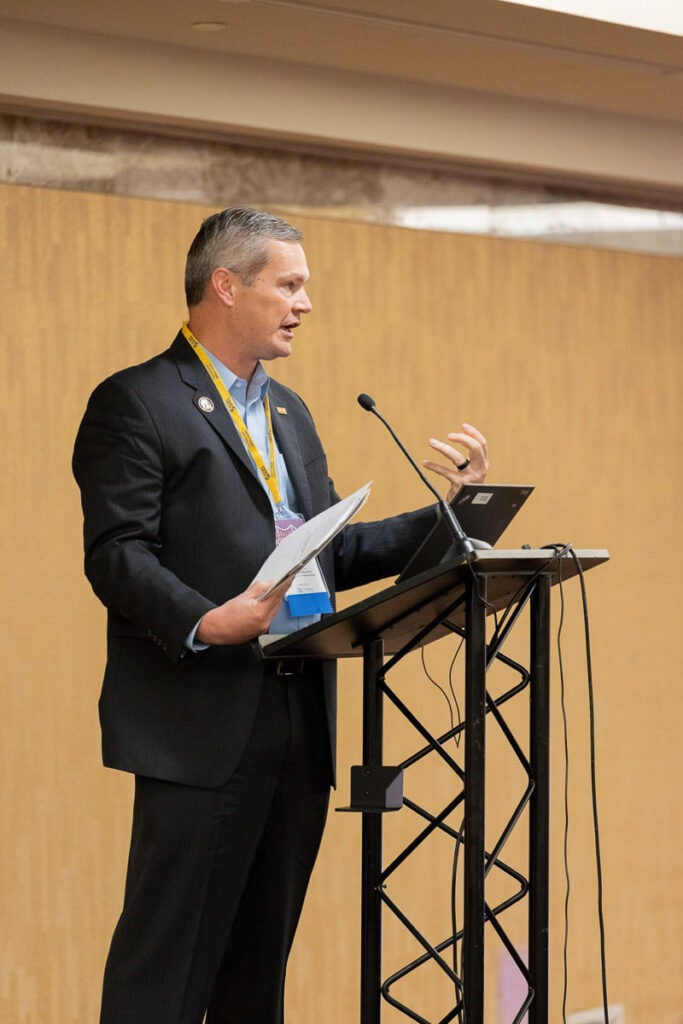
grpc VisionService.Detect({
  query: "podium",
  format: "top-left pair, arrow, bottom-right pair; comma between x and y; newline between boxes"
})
262,548 -> 609,1023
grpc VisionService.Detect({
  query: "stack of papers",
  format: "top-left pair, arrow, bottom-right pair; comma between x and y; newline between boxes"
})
255,482 -> 372,599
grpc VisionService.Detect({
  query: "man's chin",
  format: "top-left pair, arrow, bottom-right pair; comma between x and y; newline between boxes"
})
262,341 -> 292,362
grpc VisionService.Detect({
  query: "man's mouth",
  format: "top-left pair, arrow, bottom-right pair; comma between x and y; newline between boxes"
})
280,322 -> 299,336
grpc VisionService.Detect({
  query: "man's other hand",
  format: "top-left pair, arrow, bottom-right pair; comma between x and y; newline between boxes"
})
196,579 -> 291,645
422,423 -> 489,502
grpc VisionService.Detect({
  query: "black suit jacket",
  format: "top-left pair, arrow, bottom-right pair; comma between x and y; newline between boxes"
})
73,332 -> 435,787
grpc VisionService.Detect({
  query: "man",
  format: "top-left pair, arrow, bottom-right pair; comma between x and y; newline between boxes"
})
73,206 -> 488,1024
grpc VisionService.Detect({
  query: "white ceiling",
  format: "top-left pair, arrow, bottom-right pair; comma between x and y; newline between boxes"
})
1,0 -> 681,121
497,0 -> 683,37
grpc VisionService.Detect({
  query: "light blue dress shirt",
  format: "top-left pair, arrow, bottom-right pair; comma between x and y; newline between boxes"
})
186,346 -> 321,649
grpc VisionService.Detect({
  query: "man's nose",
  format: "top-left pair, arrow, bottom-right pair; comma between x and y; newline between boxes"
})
295,288 -> 312,314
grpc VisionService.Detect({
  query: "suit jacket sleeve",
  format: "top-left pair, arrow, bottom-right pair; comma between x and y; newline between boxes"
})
330,485 -> 437,592
287,391 -> 437,594
73,375 -> 216,663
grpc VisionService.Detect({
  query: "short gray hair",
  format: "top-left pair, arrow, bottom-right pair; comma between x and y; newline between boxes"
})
184,206 -> 303,306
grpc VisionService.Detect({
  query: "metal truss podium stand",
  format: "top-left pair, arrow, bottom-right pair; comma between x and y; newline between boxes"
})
261,549 -> 608,1024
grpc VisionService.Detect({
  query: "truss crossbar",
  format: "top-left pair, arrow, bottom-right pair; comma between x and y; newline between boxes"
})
363,570 -> 551,1023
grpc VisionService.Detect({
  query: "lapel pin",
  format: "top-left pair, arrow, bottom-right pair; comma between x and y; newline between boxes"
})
276,406 -> 288,415
198,396 -> 215,413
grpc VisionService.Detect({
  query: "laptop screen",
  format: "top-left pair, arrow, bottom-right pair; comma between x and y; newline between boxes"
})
397,484 -> 534,583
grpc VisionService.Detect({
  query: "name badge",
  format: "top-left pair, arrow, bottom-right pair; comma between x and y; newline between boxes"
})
274,510 -> 306,545
274,509 -> 332,616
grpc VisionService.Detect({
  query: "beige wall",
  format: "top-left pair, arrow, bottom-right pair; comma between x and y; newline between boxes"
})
1,182 -> 681,1022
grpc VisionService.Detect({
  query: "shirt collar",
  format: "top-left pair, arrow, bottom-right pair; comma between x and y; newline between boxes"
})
248,362 -> 270,404
199,344 -> 270,406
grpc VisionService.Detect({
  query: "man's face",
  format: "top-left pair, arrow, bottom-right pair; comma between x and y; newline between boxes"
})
231,239 -> 312,366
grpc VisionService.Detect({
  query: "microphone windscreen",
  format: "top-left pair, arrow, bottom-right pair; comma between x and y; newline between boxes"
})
357,393 -> 376,411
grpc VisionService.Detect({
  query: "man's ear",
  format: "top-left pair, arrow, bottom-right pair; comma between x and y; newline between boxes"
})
211,267 -> 238,307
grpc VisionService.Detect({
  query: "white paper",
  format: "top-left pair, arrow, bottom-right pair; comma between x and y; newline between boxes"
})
254,482 -> 372,599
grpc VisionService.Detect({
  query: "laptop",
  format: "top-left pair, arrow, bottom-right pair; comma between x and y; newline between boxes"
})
397,484 -> 534,583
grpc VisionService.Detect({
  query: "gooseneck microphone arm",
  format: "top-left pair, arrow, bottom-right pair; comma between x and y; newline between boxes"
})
357,393 -> 475,559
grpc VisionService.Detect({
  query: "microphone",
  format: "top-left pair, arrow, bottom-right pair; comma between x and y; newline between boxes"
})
357,393 -> 475,559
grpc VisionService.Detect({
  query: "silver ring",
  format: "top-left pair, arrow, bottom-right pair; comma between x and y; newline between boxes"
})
456,458 -> 470,471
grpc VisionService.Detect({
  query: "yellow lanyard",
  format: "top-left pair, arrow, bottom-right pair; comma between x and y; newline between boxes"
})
181,322 -> 283,508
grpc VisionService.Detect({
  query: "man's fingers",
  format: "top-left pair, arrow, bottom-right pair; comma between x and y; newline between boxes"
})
422,459 -> 453,480
442,434 -> 487,467
251,577 -> 292,607
248,579 -> 275,598
423,422 -> 489,503
428,437 -> 474,467
270,577 -> 294,601
444,434 -> 476,457
460,423 -> 488,456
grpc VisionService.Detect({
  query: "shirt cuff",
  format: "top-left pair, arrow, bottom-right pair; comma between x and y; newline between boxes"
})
186,618 -> 210,652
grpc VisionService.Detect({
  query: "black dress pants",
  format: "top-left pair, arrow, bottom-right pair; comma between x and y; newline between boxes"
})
99,669 -> 331,1024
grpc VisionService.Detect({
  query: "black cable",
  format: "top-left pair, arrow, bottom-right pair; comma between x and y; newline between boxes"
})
420,646 -> 455,742
411,546 -> 577,1023
448,576 -> 532,1023
467,560 -> 500,638
419,631 -> 467,754
401,544 -> 609,1024
488,543 -> 573,649
567,547 -> 610,1023
417,633 -> 469,1022
547,544 -> 571,1024
476,541 -> 571,1021
420,638 -> 465,1021
451,817 -> 466,1023
448,637 -> 465,748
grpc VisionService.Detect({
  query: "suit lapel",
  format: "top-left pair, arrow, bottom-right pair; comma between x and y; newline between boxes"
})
269,382 -> 314,520
172,335 -> 314,518
170,333 -> 260,486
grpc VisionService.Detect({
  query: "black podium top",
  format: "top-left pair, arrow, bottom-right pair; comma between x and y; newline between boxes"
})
258,548 -> 609,660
